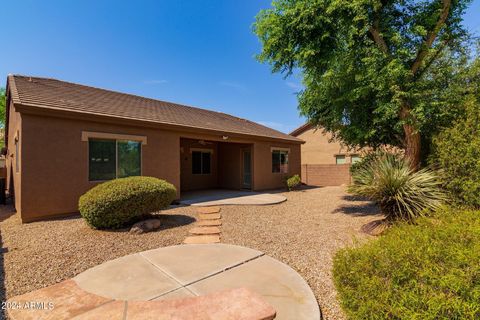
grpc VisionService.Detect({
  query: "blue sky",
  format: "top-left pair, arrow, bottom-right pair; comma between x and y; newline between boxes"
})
1,1 -> 479,133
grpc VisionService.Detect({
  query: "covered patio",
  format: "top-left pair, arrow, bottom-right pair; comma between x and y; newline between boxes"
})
180,189 -> 287,206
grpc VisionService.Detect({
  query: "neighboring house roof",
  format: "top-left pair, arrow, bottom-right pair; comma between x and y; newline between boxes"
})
7,75 -> 302,143
289,123 -> 313,136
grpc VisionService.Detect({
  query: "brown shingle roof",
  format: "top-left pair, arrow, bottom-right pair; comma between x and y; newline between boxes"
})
8,75 -> 302,143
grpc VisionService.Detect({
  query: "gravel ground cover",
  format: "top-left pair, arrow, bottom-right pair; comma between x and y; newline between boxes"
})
0,186 -> 380,319
221,186 -> 382,320
0,205 -> 197,302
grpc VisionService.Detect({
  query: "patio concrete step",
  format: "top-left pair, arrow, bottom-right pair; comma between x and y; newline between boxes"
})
197,206 -> 221,214
198,213 -> 221,220
183,235 -> 221,244
197,220 -> 222,227
189,227 -> 221,235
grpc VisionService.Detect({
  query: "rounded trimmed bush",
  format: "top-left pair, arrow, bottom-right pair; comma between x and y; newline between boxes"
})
79,176 -> 177,229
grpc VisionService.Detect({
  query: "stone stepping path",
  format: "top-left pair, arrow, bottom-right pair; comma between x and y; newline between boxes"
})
189,226 -> 221,235
198,213 -> 221,220
184,206 -> 222,244
197,219 -> 222,226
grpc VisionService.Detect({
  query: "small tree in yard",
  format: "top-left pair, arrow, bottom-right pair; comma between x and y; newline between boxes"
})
254,0 -> 472,168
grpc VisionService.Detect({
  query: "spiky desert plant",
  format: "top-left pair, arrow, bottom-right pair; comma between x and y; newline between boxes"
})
349,152 -> 446,220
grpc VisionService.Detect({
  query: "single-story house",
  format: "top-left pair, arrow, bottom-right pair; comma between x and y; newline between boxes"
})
290,123 -> 363,186
5,75 -> 303,222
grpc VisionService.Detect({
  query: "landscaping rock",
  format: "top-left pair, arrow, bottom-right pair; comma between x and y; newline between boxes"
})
130,219 -> 162,234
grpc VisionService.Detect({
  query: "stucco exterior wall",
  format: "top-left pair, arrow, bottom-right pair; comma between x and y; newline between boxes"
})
295,127 -> 360,165
180,139 -> 218,191
20,113 -> 180,222
253,141 -> 301,191
10,111 -> 301,222
6,99 -> 22,214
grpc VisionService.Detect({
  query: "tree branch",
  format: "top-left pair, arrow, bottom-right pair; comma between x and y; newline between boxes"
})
414,38 -> 450,80
369,26 -> 389,54
411,0 -> 452,75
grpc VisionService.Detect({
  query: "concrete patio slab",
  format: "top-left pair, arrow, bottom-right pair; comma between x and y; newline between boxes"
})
74,253 -> 180,301
183,235 -> 221,244
61,244 -> 319,319
140,244 -> 263,285
180,189 -> 287,206
189,226 -> 221,235
152,287 -> 196,301
187,255 -> 320,320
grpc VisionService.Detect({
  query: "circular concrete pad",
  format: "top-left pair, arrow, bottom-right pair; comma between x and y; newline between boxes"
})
74,244 -> 320,319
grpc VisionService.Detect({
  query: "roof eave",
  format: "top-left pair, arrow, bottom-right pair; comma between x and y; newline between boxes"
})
14,103 -> 305,144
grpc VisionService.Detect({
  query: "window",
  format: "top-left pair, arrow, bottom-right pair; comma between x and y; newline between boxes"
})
272,150 -> 289,173
192,151 -> 211,174
351,155 -> 361,164
335,155 -> 346,165
89,139 -> 141,181
15,139 -> 19,173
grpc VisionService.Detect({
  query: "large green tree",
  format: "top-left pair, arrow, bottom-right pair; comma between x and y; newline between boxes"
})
255,0 -> 472,167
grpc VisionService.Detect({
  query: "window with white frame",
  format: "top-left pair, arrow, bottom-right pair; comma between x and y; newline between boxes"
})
272,150 -> 289,173
335,155 -> 346,165
88,139 -> 141,181
351,154 -> 361,164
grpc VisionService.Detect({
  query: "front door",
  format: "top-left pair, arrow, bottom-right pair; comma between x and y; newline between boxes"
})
242,149 -> 252,189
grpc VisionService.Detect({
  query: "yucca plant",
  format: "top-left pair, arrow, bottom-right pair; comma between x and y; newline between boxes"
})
349,152 -> 446,220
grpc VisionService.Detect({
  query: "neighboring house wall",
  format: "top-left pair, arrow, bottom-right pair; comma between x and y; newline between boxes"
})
292,125 -> 363,186
295,126 -> 361,165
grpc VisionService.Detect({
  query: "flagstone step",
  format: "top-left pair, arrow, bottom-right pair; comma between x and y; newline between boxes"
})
197,206 -> 221,214
197,219 -> 222,227
198,213 -> 221,220
189,227 -> 221,235
183,235 -> 221,244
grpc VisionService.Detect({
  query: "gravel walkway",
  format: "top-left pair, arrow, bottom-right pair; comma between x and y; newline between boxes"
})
0,186 -> 380,319
221,186 -> 382,320
0,205 -> 198,303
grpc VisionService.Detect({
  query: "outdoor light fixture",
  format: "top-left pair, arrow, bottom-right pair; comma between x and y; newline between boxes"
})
222,135 -> 229,140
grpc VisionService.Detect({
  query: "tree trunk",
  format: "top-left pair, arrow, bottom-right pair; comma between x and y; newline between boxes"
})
399,103 -> 421,169
403,123 -> 421,169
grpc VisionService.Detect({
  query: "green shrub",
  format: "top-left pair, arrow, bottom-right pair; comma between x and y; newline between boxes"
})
333,208 -> 480,319
79,176 -> 177,229
431,98 -> 480,208
349,152 -> 446,220
285,174 -> 301,191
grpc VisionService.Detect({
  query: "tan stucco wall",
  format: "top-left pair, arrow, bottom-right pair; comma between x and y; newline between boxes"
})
10,110 -> 301,222
20,114 -> 180,222
180,139 -> 219,191
253,141 -> 301,191
295,127 -> 361,165
6,100 -> 22,214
